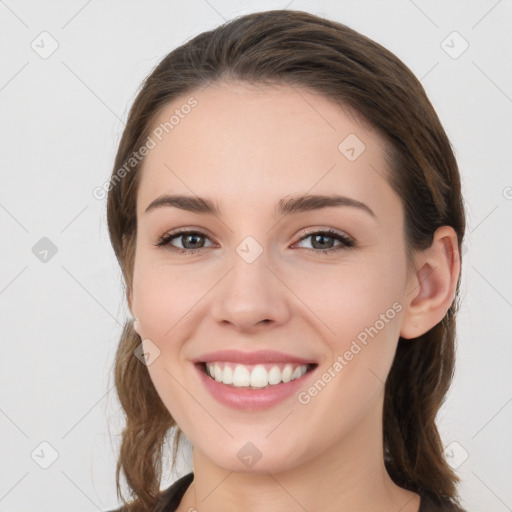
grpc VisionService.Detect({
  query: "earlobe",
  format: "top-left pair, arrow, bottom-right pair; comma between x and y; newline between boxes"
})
127,290 -> 140,335
133,317 -> 140,336
400,226 -> 460,340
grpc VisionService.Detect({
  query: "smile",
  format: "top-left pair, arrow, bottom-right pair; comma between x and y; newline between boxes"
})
193,350 -> 319,410
203,362 -> 314,389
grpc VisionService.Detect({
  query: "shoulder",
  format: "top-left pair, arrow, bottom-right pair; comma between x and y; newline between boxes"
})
105,473 -> 194,512
154,473 -> 194,512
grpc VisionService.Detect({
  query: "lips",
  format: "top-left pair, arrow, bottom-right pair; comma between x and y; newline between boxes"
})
193,350 -> 318,410
193,349 -> 316,366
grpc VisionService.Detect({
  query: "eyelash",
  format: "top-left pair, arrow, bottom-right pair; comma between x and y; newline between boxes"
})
155,228 -> 355,255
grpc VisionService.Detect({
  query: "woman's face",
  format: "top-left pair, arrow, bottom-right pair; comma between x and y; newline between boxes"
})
130,81 -> 413,473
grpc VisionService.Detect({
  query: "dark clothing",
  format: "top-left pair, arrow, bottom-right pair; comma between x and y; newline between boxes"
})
107,472 -> 467,511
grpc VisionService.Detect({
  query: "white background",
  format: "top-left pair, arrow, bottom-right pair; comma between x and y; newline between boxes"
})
1,0 -> 511,510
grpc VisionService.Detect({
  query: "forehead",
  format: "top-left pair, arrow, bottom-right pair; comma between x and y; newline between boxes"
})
136,81 -> 398,220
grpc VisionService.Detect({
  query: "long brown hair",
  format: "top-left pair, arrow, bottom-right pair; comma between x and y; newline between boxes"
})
106,9 -> 466,510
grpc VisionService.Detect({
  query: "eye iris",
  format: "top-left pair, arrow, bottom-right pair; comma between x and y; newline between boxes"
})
311,234 -> 335,249
182,233 -> 204,249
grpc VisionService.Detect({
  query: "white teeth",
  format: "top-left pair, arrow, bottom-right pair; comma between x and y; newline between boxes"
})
250,365 -> 268,388
232,365 -> 250,387
205,362 -> 310,388
222,365 -> 233,385
268,365 -> 281,385
281,364 -> 293,383
291,366 -> 302,380
214,363 -> 223,382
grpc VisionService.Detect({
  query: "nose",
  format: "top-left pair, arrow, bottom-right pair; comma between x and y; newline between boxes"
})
210,247 -> 291,332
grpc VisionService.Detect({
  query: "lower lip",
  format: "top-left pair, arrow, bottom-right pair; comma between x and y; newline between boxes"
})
195,364 -> 317,411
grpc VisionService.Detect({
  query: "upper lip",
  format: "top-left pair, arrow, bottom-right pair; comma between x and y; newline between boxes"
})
193,350 -> 317,365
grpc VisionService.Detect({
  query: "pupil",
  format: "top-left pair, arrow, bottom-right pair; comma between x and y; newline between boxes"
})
313,234 -> 333,249
184,234 -> 203,249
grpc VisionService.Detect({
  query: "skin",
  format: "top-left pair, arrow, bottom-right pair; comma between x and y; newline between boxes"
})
129,81 -> 460,512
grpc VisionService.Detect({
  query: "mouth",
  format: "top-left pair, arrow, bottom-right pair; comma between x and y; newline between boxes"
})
197,361 -> 318,389
192,349 -> 319,410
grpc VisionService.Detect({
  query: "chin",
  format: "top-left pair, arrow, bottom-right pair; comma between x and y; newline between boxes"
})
198,437 -> 310,475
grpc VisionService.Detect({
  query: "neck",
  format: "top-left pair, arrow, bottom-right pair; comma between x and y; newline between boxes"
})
178,398 -> 420,512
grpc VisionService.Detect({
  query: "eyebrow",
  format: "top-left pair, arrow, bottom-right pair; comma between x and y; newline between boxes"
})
144,193 -> 375,218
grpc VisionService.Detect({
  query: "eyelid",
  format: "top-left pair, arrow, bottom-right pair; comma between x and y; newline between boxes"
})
293,227 -> 355,251
295,227 -> 354,243
155,226 -> 215,249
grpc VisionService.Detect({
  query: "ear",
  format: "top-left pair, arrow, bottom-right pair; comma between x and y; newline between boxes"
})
400,226 -> 461,339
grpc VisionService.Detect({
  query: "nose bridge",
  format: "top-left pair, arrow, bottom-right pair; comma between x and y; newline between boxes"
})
210,235 -> 290,329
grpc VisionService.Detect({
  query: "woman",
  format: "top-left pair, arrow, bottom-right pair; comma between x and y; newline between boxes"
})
106,9 -> 466,512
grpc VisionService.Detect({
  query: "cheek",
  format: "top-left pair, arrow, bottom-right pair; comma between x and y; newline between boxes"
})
289,253 -> 406,348
131,259 -> 206,341
286,251 -> 407,415
289,265 -> 405,446
131,263 -> 200,427
145,357 -> 193,431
